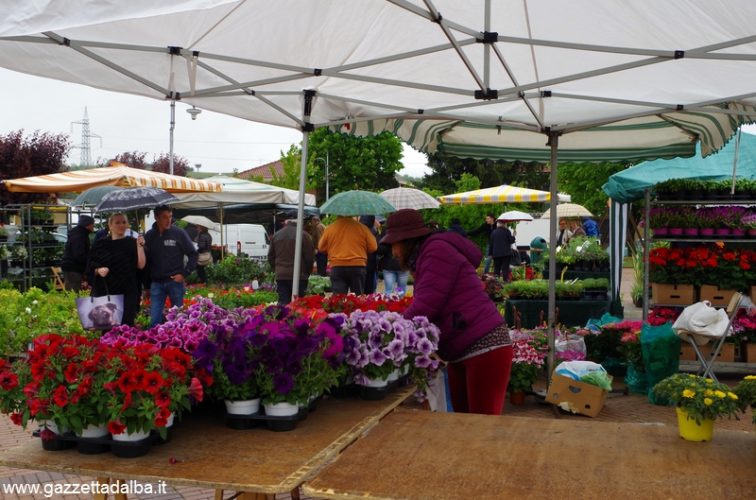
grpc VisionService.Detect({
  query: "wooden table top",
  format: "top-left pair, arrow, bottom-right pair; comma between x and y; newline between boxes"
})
0,388 -> 412,495
304,408 -> 756,500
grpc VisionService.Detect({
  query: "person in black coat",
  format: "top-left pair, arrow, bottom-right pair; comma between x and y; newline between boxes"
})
60,215 -> 95,291
490,221 -> 515,280
448,218 -> 467,237
468,213 -> 496,273
359,215 -> 380,294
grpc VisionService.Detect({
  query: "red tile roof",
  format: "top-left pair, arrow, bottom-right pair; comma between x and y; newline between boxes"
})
237,160 -> 284,181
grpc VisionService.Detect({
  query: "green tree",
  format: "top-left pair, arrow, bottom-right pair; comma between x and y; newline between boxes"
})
556,161 -> 630,218
270,144 -> 315,191
0,130 -> 71,206
423,153 -> 549,193
306,128 -> 404,199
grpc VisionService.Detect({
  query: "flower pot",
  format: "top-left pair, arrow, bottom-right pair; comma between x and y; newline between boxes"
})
509,390 -> 527,405
263,401 -> 299,417
714,227 -> 731,237
360,376 -> 390,388
698,227 -> 715,237
111,430 -> 153,458
652,227 -> 669,237
748,228 -> 756,238
676,407 -> 714,442
730,228 -> 746,238
387,368 -> 402,382
668,227 -> 684,237
225,398 -> 261,416
38,421 -> 75,451
76,424 -> 110,454
682,227 -> 699,237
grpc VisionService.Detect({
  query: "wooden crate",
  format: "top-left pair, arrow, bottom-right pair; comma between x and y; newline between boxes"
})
699,285 -> 738,308
743,342 -> 756,363
679,342 -> 736,362
651,283 -> 695,306
751,286 -> 756,305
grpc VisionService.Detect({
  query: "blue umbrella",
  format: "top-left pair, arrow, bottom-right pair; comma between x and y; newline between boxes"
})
94,187 -> 178,213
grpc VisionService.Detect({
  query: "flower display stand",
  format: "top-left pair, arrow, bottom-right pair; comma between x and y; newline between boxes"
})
679,342 -> 736,363
505,299 -> 611,329
699,285 -> 738,307
651,283 -> 696,306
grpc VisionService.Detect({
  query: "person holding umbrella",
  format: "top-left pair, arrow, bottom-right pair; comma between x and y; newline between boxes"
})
195,224 -> 213,284
380,209 -> 512,415
144,205 -> 198,326
60,215 -> 95,291
88,213 -> 146,326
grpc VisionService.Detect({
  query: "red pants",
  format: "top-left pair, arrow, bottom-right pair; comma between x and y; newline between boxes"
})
447,345 -> 513,415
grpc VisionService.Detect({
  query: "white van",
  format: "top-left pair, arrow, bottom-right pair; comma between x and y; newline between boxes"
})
209,223 -> 270,261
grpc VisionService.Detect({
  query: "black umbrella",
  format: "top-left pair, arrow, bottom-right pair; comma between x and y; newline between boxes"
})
94,187 -> 178,213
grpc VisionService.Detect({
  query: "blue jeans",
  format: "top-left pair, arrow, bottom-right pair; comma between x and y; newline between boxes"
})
483,243 -> 492,274
383,270 -> 409,296
150,280 -> 185,326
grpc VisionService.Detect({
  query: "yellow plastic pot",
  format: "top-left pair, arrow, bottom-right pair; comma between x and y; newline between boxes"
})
676,407 -> 714,442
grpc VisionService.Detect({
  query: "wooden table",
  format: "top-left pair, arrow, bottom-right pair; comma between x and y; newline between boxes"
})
304,408 -> 756,499
0,388 -> 413,499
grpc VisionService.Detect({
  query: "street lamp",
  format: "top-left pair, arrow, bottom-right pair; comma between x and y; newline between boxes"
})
314,152 -> 330,201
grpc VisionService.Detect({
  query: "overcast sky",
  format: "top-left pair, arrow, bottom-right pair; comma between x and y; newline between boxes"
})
0,67 -> 432,178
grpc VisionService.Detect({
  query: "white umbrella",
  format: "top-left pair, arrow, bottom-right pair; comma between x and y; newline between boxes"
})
540,203 -> 593,219
379,187 -> 440,210
181,215 -> 220,231
497,210 -> 533,222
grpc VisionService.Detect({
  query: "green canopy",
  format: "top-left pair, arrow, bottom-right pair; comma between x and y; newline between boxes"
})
602,132 -> 756,203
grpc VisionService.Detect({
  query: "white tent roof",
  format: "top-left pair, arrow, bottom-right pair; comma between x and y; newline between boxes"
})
2,0 -> 755,160
172,174 -> 316,207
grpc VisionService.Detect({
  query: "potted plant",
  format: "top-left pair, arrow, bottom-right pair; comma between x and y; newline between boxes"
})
648,208 -> 671,237
0,225 -> 8,242
580,278 -> 609,300
742,212 -> 756,238
508,331 -> 546,404
733,375 -> 756,427
651,373 -> 742,441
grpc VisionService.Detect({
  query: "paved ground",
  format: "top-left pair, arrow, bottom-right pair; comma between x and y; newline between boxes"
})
0,268 -> 751,499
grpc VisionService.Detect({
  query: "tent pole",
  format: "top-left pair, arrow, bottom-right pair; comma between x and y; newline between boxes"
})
292,90 -> 316,303
169,99 -> 176,175
546,131 -> 560,378
642,189 -> 650,322
731,128 -> 741,195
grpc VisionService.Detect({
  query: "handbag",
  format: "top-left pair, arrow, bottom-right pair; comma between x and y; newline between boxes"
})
198,251 -> 213,266
509,245 -> 522,266
76,278 -> 124,330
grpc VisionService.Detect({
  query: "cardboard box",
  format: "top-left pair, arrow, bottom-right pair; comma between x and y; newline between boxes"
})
750,286 -> 756,305
699,285 -> 737,308
651,283 -> 695,306
679,342 -> 735,362
544,374 -> 607,418
743,342 -> 756,363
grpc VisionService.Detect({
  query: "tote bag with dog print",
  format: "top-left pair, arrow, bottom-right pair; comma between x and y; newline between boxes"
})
76,293 -> 124,330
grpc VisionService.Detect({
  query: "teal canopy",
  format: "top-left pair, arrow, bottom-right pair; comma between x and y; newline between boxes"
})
602,132 -> 756,203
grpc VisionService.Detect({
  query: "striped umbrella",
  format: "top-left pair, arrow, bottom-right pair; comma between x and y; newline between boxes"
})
540,203 -> 593,219
94,187 -> 178,213
440,185 -> 571,204
320,190 -> 396,216
379,187 -> 440,210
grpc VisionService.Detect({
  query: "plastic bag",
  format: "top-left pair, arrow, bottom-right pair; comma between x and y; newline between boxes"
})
580,370 -> 613,391
641,322 -> 680,404
556,335 -> 586,361
554,360 -> 605,380
624,364 -> 648,394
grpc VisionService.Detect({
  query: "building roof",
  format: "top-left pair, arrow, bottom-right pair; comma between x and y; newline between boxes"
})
237,160 -> 284,181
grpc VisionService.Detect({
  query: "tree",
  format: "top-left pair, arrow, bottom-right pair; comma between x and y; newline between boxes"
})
556,161 -> 630,218
306,128 -> 404,199
270,144 -> 315,191
0,130 -> 71,206
110,151 -> 148,169
422,153 -> 550,194
151,153 -> 190,177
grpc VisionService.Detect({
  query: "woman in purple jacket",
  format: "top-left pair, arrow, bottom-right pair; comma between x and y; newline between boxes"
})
381,209 -> 513,415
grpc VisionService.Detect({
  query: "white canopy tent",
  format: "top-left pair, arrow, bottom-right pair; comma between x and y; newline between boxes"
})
171,175 -> 317,208
3,0 -> 756,371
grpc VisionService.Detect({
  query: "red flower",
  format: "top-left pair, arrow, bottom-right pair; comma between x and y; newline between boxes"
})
52,385 -> 68,407
143,372 -> 165,395
189,377 -> 204,402
64,363 -> 80,384
9,412 -> 22,426
117,372 -> 140,394
0,370 -> 18,391
108,420 -> 126,435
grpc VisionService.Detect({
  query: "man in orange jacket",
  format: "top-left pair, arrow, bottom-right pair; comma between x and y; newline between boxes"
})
318,216 -> 378,294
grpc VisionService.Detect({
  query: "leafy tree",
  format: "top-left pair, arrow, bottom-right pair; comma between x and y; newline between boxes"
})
110,151 -> 148,169
556,161 -> 630,218
151,153 -> 190,177
306,128 -> 403,199
0,130 -> 71,206
423,152 -> 549,193
270,144 -> 315,191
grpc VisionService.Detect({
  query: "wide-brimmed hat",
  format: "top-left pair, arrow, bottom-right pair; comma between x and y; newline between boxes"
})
380,208 -> 433,244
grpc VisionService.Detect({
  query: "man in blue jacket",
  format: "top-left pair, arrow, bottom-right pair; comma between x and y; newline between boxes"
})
144,205 -> 198,326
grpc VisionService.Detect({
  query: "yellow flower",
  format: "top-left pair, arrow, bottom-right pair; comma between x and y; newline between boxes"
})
705,378 -> 714,384
727,392 -> 738,400
745,375 -> 756,380
208,292 -> 215,298
704,398 -> 713,406
682,389 -> 695,398
704,389 -> 714,396
714,390 -> 726,398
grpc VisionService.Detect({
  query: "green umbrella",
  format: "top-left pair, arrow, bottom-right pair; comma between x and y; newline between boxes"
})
319,190 -> 396,216
70,185 -> 123,207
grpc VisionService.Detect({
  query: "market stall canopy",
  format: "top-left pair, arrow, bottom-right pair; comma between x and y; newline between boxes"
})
440,185 -> 571,204
603,131 -> 756,203
541,203 -> 593,219
2,164 -> 222,193
171,175 -> 316,208
1,1 -> 755,162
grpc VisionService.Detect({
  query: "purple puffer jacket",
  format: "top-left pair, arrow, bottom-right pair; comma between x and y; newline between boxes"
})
403,232 -> 503,361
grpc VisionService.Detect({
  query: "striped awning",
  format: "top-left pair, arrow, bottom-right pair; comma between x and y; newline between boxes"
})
440,185 -> 571,205
3,164 -> 222,194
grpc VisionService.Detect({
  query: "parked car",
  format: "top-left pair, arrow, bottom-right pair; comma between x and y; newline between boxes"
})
208,224 -> 269,261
